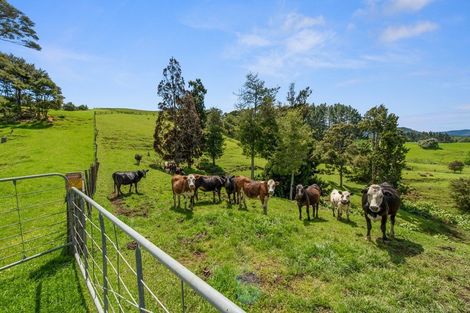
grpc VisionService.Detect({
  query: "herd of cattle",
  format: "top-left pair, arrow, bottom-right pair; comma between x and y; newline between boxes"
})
112,170 -> 400,241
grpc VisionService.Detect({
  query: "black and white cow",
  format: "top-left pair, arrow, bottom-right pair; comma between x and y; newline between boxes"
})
330,189 -> 352,220
362,183 -> 400,241
195,175 -> 226,203
112,169 -> 149,196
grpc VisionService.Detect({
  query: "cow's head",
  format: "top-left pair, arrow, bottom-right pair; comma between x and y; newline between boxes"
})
365,184 -> 384,212
187,174 -> 196,190
295,184 -> 304,198
139,169 -> 149,178
267,179 -> 279,196
340,191 -> 351,205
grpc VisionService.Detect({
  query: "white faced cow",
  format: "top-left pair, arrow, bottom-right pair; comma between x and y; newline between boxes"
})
361,183 -> 400,241
240,179 -> 279,215
171,174 -> 197,209
330,189 -> 352,221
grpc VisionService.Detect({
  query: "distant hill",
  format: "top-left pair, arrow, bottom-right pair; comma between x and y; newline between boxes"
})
444,129 -> 470,137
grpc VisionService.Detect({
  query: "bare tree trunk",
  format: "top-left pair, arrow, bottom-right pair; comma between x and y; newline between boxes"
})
289,171 -> 294,200
250,145 -> 255,179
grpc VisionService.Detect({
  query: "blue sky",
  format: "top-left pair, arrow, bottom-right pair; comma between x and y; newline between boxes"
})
2,0 -> 470,131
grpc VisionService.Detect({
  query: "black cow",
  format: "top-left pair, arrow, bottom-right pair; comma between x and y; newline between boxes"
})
112,169 -> 149,196
195,175 -> 226,203
362,182 -> 400,241
223,175 -> 237,204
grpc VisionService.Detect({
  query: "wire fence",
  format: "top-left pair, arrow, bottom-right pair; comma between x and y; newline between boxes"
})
69,187 -> 244,313
0,173 -> 70,271
0,172 -> 244,312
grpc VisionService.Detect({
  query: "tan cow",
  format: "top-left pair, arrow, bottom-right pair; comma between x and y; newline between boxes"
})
171,174 -> 197,209
234,176 -> 251,204
239,179 -> 279,214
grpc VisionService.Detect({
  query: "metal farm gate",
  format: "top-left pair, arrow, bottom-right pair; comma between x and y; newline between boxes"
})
0,173 -> 244,313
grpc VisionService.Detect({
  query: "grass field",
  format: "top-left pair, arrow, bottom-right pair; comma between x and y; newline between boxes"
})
1,109 -> 470,312
0,110 -> 94,312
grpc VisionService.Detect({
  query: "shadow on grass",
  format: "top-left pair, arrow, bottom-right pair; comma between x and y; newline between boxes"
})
170,205 -> 194,220
376,237 -> 424,264
338,218 -> 358,227
29,253 -> 89,313
399,210 -> 465,241
303,217 -> 328,226
0,120 -> 53,129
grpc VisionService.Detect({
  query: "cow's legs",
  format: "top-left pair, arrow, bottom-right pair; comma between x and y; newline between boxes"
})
346,207 -> 350,221
217,189 -> 221,203
381,215 -> 388,241
365,214 -> 372,241
190,195 -> 195,210
315,203 -> 319,218
337,206 -> 342,220
390,214 -> 396,239
332,204 -> 336,217
128,184 -> 132,193
306,203 -> 310,221
298,204 -> 302,220
135,183 -> 139,194
212,191 -> 216,203
178,195 -> 181,208
117,184 -> 122,196
173,192 -> 176,208
261,196 -> 268,215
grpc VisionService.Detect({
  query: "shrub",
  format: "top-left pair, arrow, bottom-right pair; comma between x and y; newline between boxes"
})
448,160 -> 464,173
450,178 -> 470,212
418,138 -> 439,149
77,105 -> 88,110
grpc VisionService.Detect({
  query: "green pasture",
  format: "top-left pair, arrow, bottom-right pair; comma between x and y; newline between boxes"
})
1,109 -> 469,312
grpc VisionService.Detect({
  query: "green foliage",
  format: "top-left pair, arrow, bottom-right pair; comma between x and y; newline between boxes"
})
286,82 -> 312,108
205,108 -> 224,165
62,102 -> 88,111
188,78 -> 207,128
464,152 -> 470,165
0,0 -> 41,50
153,58 -> 204,167
358,105 -> 408,185
0,53 -> 62,120
236,72 -> 279,179
317,123 -> 357,188
418,137 -> 440,149
305,103 -> 361,140
448,160 -> 464,173
401,127 -> 453,142
450,178 -> 470,213
269,109 -> 312,198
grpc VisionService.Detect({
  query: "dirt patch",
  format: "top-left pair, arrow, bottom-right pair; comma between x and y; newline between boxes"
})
111,198 -> 148,217
201,266 -> 212,279
237,272 -> 261,284
180,230 -> 209,245
192,250 -> 206,259
127,241 -> 138,250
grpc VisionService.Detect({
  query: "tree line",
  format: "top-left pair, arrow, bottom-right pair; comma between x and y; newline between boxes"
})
153,58 -> 408,199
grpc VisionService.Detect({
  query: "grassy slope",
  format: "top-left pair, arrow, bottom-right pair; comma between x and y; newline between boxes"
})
0,110 -> 94,313
403,142 -> 470,208
94,111 -> 470,312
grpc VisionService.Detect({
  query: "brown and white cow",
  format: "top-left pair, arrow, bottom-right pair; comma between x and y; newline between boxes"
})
330,189 -> 352,221
234,176 -> 251,204
295,184 -> 321,220
362,183 -> 400,241
171,174 -> 197,209
239,179 -> 279,214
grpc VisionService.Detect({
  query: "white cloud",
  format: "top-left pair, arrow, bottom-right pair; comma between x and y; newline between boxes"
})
285,29 -> 328,54
386,0 -> 433,14
237,34 -> 271,47
282,13 -> 325,31
380,21 -> 438,42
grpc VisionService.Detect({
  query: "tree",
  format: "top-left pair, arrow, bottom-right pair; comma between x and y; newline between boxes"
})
448,160 -> 464,173
270,109 -> 312,199
286,83 -> 312,108
188,79 -> 207,128
236,72 -> 279,179
154,57 -> 187,162
359,105 -> 408,186
318,123 -> 357,189
205,108 -> 224,165
450,178 -> 470,212
175,93 -> 204,168
0,0 -> 41,50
